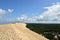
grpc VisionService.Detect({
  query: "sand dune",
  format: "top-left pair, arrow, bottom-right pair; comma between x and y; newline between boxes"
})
0,23 -> 48,40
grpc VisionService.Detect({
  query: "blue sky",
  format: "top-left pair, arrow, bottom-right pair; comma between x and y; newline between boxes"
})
0,0 -> 60,23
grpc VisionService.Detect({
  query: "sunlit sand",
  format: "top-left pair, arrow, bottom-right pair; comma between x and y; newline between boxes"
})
0,23 -> 48,40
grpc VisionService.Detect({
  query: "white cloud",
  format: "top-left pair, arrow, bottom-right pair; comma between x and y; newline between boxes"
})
17,15 -> 37,22
1,2 -> 60,23
0,9 -> 7,14
17,15 -> 28,21
16,2 -> 60,23
39,2 -> 60,21
8,9 -> 14,13
0,9 -> 14,24
0,9 -> 14,15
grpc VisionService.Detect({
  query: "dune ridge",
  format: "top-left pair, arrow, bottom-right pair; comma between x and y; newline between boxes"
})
0,23 -> 48,40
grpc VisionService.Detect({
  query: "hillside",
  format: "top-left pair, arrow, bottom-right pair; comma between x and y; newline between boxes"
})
0,23 -> 48,40
26,23 -> 60,40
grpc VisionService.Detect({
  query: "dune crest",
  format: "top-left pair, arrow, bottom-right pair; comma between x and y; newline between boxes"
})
0,23 -> 48,40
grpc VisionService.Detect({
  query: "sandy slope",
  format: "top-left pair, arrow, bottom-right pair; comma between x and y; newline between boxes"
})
0,23 -> 48,40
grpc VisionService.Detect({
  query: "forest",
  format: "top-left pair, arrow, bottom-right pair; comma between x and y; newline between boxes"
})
26,23 -> 60,40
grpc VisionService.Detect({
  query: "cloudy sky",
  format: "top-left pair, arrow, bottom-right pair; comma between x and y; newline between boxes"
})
0,0 -> 60,23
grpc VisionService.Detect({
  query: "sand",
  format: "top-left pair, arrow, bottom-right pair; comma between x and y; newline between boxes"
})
0,23 -> 48,40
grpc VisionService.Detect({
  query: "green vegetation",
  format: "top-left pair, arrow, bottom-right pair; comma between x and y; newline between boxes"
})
26,23 -> 60,40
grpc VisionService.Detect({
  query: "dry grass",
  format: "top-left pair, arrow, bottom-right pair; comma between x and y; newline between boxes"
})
0,23 -> 48,40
